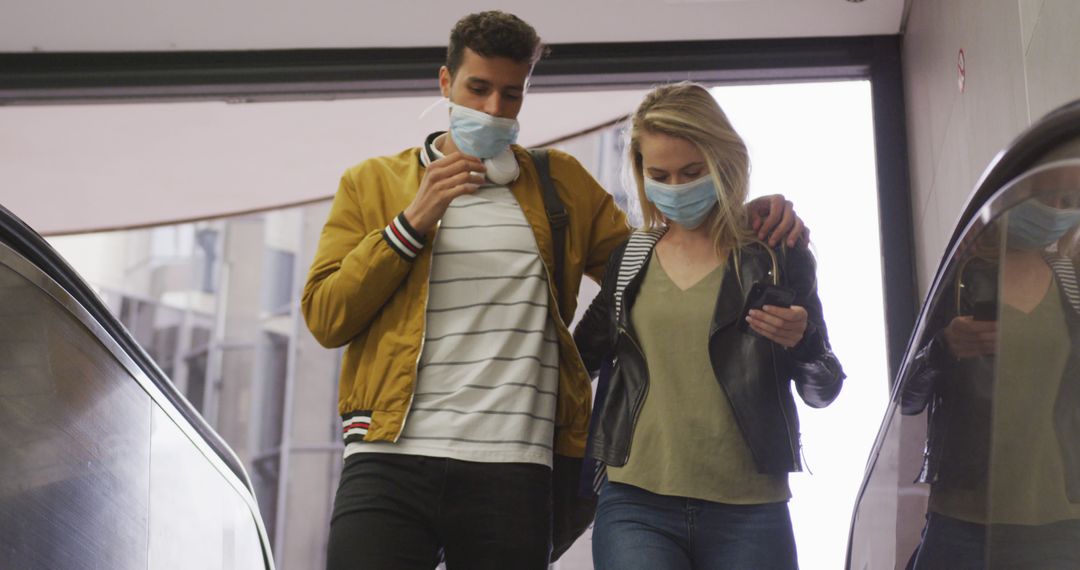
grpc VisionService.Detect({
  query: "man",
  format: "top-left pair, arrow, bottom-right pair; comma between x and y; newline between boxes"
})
302,11 -> 804,570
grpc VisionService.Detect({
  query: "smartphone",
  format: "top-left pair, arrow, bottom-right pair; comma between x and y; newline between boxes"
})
971,300 -> 997,322
739,282 -> 796,333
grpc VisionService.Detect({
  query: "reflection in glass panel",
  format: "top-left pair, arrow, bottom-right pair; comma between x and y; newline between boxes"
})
908,191 -> 1080,568
47,202 -> 338,565
0,260 -> 152,569
851,168 -> 1080,569
898,225 -> 1000,568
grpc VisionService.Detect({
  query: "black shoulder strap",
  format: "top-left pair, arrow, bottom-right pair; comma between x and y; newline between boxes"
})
530,149 -> 569,318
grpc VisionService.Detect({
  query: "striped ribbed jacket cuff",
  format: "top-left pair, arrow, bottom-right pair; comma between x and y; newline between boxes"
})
382,212 -> 426,261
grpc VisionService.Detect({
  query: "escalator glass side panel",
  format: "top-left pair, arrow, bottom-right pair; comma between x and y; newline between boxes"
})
849,160 -> 1080,569
0,243 -> 273,569
0,204 -> 251,490
0,258 -> 152,570
148,405 -> 267,569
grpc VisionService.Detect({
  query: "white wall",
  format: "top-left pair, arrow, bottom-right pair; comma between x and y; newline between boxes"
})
904,0 -> 1080,297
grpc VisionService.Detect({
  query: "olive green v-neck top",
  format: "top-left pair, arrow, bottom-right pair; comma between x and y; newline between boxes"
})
931,278 -> 1080,524
606,254 -> 791,504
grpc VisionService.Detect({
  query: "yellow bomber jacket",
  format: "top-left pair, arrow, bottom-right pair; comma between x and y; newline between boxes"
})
301,143 -> 630,457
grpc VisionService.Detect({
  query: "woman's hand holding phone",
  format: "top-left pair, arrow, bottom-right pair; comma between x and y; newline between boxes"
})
746,305 -> 809,348
740,282 -> 806,348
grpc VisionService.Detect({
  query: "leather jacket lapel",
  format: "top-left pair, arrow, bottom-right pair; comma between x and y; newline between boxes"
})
710,254 -> 745,333
711,247 -> 772,333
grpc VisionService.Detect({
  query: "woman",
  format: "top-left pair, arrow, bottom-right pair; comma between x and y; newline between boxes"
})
573,83 -> 845,570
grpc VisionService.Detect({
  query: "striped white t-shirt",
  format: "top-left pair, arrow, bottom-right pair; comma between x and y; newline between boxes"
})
346,139 -> 559,467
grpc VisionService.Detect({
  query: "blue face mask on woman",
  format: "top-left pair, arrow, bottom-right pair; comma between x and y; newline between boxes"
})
1006,198 -> 1080,250
643,174 -> 719,230
448,103 -> 520,159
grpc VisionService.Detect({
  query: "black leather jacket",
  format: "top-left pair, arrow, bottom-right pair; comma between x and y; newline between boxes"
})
901,254 -> 1080,501
574,238 -> 845,475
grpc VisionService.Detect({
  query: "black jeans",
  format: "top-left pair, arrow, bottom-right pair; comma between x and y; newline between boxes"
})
326,453 -> 552,570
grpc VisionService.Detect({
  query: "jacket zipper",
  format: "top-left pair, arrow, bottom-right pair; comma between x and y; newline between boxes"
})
396,225 -> 436,441
397,311 -> 425,442
707,322 -> 758,464
613,242 -> 661,465
508,193 -> 568,452
753,246 -> 798,467
768,255 -> 800,468
533,228 -> 571,449
772,342 -> 799,466
619,325 -> 649,465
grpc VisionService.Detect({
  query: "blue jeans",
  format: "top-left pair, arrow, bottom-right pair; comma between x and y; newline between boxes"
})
592,481 -> 798,570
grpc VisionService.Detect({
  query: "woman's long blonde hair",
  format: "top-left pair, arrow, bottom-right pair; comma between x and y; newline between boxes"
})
630,82 -> 756,253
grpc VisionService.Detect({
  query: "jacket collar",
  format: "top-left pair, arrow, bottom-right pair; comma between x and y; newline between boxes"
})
419,131 -> 445,167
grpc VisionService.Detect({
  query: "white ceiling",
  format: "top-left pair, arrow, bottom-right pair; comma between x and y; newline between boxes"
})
0,91 -> 653,235
0,0 -> 905,234
3,0 -> 904,52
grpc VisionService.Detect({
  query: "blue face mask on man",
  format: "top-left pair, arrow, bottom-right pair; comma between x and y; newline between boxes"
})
447,103 -> 520,159
643,174 -> 720,230
1006,198 -> 1080,250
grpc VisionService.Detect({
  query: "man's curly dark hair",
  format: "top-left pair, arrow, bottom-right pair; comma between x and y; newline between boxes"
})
447,11 -> 547,76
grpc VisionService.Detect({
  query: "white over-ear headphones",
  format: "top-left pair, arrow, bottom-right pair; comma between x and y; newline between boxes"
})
423,131 -> 520,186
483,147 -> 520,186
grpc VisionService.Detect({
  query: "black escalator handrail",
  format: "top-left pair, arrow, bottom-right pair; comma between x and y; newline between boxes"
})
0,203 -> 254,493
946,99 -> 1080,257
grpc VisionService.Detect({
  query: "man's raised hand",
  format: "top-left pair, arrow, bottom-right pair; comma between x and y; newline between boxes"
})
404,153 -> 487,235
